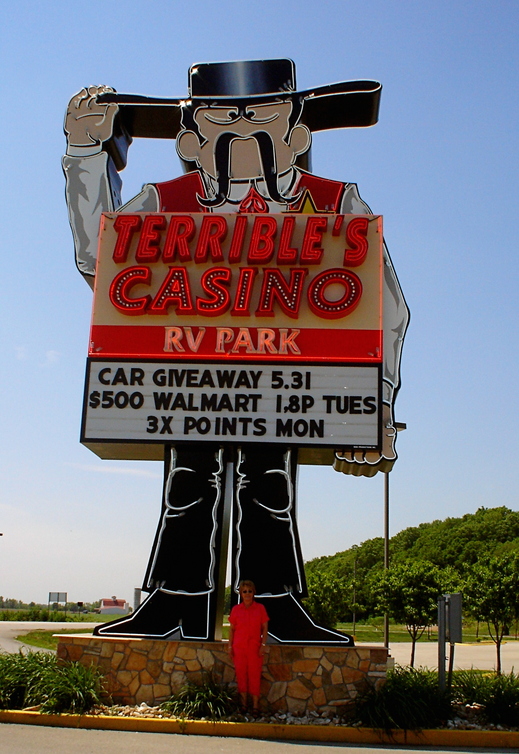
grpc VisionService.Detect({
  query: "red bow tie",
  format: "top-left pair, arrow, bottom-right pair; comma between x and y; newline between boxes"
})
239,187 -> 269,213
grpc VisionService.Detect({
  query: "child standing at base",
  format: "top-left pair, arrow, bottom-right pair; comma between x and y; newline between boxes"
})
228,580 -> 269,715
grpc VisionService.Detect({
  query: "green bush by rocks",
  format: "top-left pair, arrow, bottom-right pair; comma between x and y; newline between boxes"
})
354,666 -> 519,730
160,675 -> 239,720
452,669 -> 519,727
353,666 -> 451,730
0,651 -> 106,713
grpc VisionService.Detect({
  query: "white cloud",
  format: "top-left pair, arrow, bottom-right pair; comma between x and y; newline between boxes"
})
41,350 -> 60,366
65,462 -> 161,479
15,346 -> 28,360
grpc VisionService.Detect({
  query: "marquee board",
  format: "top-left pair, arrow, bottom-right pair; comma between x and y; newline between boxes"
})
83,210 -> 383,457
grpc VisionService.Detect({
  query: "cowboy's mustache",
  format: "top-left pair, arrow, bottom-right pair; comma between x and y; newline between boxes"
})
198,130 -> 298,208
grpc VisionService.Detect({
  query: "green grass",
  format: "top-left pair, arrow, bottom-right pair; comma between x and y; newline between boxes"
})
21,624 -> 227,651
336,622 -> 432,643
16,628 -> 94,651
0,610 -> 107,622
336,619 -> 519,644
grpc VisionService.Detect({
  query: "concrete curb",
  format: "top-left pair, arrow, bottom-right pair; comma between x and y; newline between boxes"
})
1,710 -> 519,747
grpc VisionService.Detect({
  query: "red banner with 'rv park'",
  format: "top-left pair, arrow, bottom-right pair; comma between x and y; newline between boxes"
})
89,325 -> 381,362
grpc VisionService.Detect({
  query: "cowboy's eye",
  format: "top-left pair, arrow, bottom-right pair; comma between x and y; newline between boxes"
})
204,108 -> 239,124
245,106 -> 279,124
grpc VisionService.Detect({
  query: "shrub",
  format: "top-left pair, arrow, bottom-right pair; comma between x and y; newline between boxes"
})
161,675 -> 239,720
353,666 -> 451,730
452,669 -> 519,727
39,661 -> 106,714
0,651 -> 106,713
0,652 -> 55,709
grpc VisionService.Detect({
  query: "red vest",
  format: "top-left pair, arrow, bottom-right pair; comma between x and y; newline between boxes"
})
154,170 -> 345,214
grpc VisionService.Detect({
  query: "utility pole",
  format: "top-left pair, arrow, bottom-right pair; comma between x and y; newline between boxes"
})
383,422 -> 406,649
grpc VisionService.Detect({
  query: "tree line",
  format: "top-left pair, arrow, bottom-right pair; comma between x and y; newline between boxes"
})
0,598 -> 101,612
303,506 -> 519,671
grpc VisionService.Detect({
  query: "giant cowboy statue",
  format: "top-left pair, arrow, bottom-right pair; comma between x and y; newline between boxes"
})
63,59 -> 409,644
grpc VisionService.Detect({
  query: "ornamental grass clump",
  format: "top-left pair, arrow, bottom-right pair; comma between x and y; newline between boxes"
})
0,651 -> 55,709
353,666 -> 451,731
160,676 -> 239,720
0,651 -> 106,714
452,669 -> 519,727
38,660 -> 106,714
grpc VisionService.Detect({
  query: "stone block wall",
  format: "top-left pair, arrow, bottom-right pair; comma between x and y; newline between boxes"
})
56,635 -> 388,716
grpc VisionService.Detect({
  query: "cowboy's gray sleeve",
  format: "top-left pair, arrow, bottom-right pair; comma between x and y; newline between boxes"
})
62,150 -> 159,287
340,184 -> 410,406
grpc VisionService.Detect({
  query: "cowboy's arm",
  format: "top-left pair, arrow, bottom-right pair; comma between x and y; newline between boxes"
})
335,184 -> 410,476
339,183 -> 409,403
62,152 -> 120,287
63,86 -> 158,286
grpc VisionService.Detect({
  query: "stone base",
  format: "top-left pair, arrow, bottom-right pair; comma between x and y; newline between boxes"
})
56,635 -> 388,715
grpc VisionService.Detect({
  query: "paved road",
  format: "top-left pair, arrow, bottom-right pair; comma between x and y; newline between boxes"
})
387,640 -> 519,673
0,724 -> 513,754
0,621 -> 96,654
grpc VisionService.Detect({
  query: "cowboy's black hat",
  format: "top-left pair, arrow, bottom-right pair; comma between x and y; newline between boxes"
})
98,58 -> 381,141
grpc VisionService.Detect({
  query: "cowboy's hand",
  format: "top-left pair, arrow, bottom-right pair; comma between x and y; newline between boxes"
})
65,85 -> 118,149
334,403 -> 397,477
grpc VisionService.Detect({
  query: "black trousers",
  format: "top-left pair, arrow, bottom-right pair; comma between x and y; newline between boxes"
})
143,444 -> 307,600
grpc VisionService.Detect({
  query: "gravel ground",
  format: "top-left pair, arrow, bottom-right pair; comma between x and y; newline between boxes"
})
74,701 -> 517,732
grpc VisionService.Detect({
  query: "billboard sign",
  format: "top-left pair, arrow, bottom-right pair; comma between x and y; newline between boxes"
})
83,210 -> 383,456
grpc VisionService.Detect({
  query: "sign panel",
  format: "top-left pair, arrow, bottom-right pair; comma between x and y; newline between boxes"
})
82,359 -> 381,450
48,592 -> 67,603
89,212 -> 383,363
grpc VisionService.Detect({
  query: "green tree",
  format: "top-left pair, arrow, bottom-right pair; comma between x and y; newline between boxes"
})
306,537 -> 384,621
463,554 -> 519,674
302,571 -> 348,629
371,561 -> 448,667
391,507 -> 519,572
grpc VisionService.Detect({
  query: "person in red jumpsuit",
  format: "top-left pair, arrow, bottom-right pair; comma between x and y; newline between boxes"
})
228,580 -> 269,714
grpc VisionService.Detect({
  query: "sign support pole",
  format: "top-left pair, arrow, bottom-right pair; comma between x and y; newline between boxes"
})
214,459 -> 233,640
438,595 -> 447,690
383,471 -> 390,648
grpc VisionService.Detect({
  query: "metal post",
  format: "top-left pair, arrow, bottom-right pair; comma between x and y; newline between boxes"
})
214,460 -> 233,641
352,545 -> 358,637
384,471 -> 390,648
438,595 -> 446,691
383,423 -> 406,650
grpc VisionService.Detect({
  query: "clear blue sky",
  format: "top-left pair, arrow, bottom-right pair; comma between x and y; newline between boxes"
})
1,0 -> 518,604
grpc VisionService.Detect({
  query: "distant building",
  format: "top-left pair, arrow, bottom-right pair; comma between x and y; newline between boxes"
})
99,597 -> 129,615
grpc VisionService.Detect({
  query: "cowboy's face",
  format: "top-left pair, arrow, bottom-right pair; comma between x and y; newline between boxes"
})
177,100 -> 310,182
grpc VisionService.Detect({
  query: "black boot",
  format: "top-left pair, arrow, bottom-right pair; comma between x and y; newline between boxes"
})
256,593 -> 354,646
233,445 -> 354,646
102,444 -> 226,641
93,589 -> 212,640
